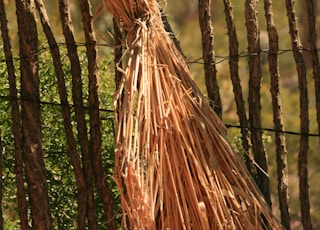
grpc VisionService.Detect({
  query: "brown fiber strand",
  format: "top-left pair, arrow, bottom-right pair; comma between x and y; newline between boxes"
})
108,0 -> 283,229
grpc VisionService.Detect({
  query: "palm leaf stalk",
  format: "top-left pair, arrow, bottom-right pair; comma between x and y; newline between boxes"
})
108,0 -> 283,229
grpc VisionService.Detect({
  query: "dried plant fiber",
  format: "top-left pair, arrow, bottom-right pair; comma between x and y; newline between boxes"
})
108,0 -> 283,229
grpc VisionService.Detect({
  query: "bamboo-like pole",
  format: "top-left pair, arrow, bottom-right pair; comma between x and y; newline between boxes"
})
35,0 -> 88,228
263,0 -> 290,228
0,1 -> 29,229
222,0 -> 255,178
285,0 -> 312,229
58,0 -> 97,227
305,0 -> 320,142
245,0 -> 271,206
78,0 -> 116,227
198,0 -> 222,117
16,0 -> 52,228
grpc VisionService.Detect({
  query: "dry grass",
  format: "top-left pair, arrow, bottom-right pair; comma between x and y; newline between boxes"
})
107,0 -> 283,229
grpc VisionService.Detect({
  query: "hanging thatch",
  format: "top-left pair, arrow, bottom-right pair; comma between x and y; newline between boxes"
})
108,0 -> 283,229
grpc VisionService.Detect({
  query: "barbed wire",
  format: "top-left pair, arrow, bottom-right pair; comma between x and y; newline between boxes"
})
1,94 -> 319,137
0,42 -> 115,64
1,42 -> 319,137
0,41 -> 317,66
1,42 -> 320,137
187,48 -> 315,65
0,94 -> 113,113
225,124 -> 319,137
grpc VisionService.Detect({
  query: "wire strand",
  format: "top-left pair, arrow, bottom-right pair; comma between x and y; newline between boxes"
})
1,94 -> 318,137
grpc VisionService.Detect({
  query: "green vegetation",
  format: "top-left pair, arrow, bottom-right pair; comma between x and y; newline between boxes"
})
0,44 -> 119,229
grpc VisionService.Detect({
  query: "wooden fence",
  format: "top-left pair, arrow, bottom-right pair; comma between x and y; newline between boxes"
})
0,0 -> 319,229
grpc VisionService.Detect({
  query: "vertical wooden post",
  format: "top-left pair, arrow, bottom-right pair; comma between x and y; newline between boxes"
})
16,0 -> 52,228
264,0 -> 291,228
222,0 -> 255,178
305,0 -> 320,142
0,0 -> 30,229
245,0 -> 271,206
58,0 -> 97,228
198,0 -> 222,117
78,0 -> 116,228
35,0 -> 88,228
285,0 -> 312,229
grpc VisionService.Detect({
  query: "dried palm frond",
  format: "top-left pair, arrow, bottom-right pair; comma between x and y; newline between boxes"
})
107,0 -> 283,229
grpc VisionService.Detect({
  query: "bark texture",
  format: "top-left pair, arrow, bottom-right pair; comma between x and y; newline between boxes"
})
305,0 -> 320,143
198,0 -> 222,118
16,0 -> 52,228
223,0 -> 255,178
285,0 -> 312,229
0,1 -> 30,229
264,0 -> 290,228
78,0 -> 116,228
35,0 -> 88,228
245,0 -> 271,206
58,0 -> 97,228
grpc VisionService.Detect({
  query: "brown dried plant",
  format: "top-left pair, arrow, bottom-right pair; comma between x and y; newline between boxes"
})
107,0 -> 283,229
